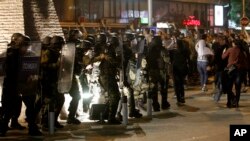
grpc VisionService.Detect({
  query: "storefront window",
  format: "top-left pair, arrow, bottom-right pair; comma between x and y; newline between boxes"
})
55,0 -> 214,28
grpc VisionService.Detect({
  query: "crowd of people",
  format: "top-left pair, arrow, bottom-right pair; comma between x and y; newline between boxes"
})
0,27 -> 249,137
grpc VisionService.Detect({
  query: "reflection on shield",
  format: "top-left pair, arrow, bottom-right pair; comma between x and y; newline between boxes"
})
57,43 -> 76,94
0,42 -> 8,104
18,42 -> 41,96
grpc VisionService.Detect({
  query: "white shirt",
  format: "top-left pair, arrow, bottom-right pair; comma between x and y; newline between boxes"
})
195,39 -> 214,62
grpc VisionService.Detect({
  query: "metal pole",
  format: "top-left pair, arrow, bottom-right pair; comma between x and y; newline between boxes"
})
242,0 -> 246,31
148,0 -> 153,26
122,96 -> 128,125
147,92 -> 152,118
48,103 -> 55,135
243,0 -> 246,17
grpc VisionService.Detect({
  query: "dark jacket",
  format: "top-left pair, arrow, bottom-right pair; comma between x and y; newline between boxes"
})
222,46 -> 248,71
169,39 -> 190,76
212,42 -> 228,72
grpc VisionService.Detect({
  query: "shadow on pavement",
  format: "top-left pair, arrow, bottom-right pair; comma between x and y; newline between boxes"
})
176,104 -> 200,112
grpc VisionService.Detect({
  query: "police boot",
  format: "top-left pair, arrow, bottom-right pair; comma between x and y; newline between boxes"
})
28,124 -> 43,137
108,108 -> 121,125
152,93 -> 160,112
161,93 -> 170,110
67,116 -> 81,125
128,91 -> 142,118
129,109 -> 142,118
161,100 -> 171,110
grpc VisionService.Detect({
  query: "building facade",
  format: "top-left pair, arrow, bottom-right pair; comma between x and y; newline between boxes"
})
56,0 -> 229,29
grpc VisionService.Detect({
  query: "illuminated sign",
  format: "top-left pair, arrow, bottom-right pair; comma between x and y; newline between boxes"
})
156,22 -> 170,28
183,16 -> 200,26
214,5 -> 224,26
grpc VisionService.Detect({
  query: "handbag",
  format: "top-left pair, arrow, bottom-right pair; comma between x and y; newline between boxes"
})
225,65 -> 237,75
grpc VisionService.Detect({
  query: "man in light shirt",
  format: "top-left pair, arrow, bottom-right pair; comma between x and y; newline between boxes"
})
195,34 -> 214,92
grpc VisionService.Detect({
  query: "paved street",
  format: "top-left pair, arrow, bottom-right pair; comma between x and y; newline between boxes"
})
1,83 -> 250,141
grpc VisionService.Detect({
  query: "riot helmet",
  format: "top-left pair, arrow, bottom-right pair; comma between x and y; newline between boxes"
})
16,35 -> 30,47
86,34 -> 95,45
96,33 -> 107,44
50,36 -> 65,52
68,29 -> 83,43
8,33 -> 24,47
83,40 -> 92,49
110,36 -> 119,47
17,35 -> 31,55
42,36 -> 52,50
125,32 -> 135,41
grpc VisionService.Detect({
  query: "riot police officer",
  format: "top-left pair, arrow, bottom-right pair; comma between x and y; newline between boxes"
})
122,33 -> 143,118
147,35 -> 171,111
66,29 -> 85,124
0,35 -> 42,136
40,36 -> 65,129
7,33 -> 26,130
93,33 -> 121,124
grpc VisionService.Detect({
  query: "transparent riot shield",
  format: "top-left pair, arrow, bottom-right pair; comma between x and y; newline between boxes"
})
17,42 -> 41,96
0,42 -> 8,106
57,43 -> 76,93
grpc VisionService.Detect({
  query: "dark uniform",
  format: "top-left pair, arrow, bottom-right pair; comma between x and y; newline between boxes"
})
169,36 -> 190,105
93,34 -> 120,124
0,35 -> 42,136
122,34 -> 142,118
40,36 -> 65,129
4,33 -> 26,130
147,36 -> 170,111
66,29 -> 84,124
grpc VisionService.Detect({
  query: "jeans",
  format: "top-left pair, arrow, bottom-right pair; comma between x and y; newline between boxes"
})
214,71 -> 223,102
197,61 -> 208,87
226,70 -> 244,106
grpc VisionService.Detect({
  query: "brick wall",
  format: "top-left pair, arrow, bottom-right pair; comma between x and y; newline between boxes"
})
0,0 -> 24,51
23,0 -> 64,41
0,0 -> 64,52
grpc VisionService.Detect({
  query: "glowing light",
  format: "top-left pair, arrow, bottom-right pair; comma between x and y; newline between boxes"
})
183,16 -> 200,26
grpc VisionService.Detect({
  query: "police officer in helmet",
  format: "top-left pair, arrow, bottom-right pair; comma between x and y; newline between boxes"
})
93,33 -> 121,124
0,34 -> 42,136
40,35 -> 65,129
66,29 -> 84,124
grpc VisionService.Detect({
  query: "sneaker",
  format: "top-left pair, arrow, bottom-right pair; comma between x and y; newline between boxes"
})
129,109 -> 143,118
153,103 -> 160,112
202,86 -> 208,92
67,118 -> 81,125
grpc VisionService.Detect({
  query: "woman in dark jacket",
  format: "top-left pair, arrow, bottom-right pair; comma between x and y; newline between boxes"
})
222,39 -> 248,108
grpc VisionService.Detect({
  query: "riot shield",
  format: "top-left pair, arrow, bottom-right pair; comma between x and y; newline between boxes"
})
18,42 -> 41,96
57,43 -> 76,93
0,42 -> 8,105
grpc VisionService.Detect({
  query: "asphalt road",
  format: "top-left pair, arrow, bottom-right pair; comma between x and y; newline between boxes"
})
1,84 -> 250,141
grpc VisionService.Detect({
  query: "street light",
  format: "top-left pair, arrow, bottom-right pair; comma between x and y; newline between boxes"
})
148,0 -> 152,26
242,0 -> 245,17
